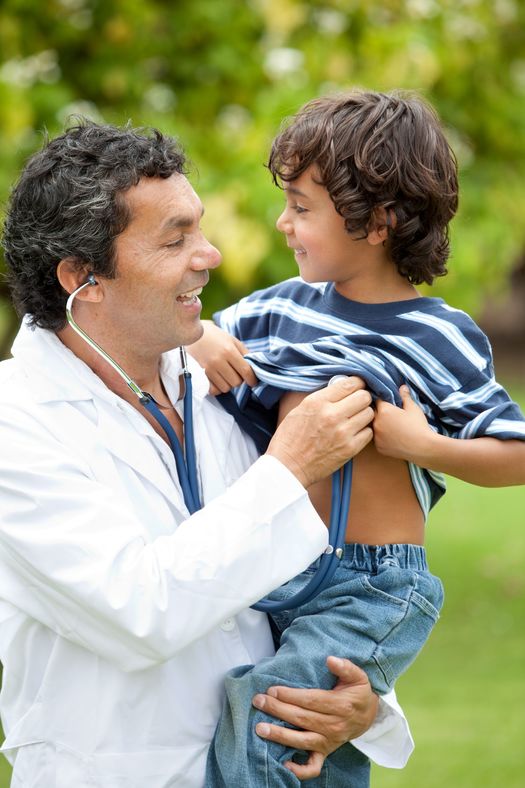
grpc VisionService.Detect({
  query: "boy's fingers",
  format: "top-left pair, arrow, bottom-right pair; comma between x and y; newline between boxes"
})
233,336 -> 250,355
225,341 -> 257,387
239,362 -> 258,388
399,385 -> 416,410
206,367 -> 240,393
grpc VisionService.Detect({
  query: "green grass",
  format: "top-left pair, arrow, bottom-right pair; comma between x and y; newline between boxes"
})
1,391 -> 524,786
373,477 -> 525,788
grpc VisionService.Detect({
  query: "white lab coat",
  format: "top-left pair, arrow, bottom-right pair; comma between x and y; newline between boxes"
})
0,320 -> 412,787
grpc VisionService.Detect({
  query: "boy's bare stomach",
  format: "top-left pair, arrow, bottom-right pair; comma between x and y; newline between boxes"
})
279,391 -> 425,546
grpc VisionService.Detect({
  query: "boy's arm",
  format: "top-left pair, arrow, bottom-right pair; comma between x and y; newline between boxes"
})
188,319 -> 257,394
374,386 -> 525,486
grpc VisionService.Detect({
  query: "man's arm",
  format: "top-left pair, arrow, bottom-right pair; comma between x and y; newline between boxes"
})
251,657 -> 412,780
0,379 -> 373,671
374,385 -> 525,486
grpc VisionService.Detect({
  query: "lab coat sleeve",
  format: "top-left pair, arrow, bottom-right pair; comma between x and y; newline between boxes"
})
0,407 -> 327,672
352,689 -> 414,768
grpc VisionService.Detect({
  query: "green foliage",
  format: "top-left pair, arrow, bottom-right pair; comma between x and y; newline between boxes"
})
0,0 -> 524,341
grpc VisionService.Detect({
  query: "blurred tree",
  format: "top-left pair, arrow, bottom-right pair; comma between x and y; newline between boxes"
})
0,0 -> 524,357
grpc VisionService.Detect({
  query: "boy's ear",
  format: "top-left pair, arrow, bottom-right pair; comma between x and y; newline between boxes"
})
367,207 -> 395,246
57,259 -> 103,302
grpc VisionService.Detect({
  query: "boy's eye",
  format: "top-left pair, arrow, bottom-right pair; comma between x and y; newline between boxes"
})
293,205 -> 307,214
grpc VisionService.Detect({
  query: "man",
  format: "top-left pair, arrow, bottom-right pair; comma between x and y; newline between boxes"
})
0,121 -> 411,787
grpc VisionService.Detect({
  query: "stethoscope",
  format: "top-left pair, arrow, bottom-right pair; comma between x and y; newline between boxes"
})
66,276 -> 352,613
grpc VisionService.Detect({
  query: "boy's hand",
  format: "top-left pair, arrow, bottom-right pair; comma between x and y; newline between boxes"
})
188,320 -> 258,395
374,385 -> 434,463
252,657 -> 378,781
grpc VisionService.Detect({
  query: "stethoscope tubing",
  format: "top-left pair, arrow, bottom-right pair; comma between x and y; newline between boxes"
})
65,278 -> 352,613
251,461 -> 351,613
66,279 -> 201,516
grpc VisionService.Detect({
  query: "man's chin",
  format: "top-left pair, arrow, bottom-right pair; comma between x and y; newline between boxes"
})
184,321 -> 205,347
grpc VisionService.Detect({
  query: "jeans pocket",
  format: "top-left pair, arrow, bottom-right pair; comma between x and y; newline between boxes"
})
268,570 -> 313,634
371,571 -> 444,692
356,570 -> 412,645
412,571 -> 445,621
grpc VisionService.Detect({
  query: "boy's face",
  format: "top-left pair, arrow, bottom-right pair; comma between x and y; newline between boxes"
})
275,166 -> 378,292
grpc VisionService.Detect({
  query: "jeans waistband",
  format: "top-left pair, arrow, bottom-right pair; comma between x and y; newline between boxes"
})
331,543 -> 428,572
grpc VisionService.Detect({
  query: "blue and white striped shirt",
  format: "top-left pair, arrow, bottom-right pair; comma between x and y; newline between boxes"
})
214,278 -> 525,518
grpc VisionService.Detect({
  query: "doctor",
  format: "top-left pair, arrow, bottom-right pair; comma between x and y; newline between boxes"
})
0,120 -> 412,787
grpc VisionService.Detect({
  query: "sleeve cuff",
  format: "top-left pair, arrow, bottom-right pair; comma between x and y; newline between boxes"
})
350,690 -> 414,768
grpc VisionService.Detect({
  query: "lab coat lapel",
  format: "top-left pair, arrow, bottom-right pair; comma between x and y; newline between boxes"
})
95,400 -> 186,511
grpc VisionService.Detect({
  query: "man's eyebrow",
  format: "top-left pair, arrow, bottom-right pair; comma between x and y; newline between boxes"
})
159,206 -> 205,232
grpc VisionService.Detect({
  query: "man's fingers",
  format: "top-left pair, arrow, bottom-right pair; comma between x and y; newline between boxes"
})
347,404 -> 375,432
284,751 -> 326,781
253,691 -> 333,731
256,685 -> 342,716
310,376 -> 366,404
255,721 -> 325,753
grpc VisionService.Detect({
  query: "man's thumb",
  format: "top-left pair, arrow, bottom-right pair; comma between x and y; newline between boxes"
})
326,656 -> 369,686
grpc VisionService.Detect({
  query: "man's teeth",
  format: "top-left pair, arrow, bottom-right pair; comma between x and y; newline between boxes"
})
177,287 -> 203,301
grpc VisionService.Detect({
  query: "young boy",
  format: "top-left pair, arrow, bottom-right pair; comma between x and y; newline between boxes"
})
190,91 -> 525,787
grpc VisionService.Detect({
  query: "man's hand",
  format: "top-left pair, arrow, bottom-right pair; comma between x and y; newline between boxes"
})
188,320 -> 258,395
267,377 -> 374,487
252,657 -> 379,781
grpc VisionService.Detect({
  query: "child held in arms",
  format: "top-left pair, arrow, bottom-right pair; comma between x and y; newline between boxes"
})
190,90 -> 525,787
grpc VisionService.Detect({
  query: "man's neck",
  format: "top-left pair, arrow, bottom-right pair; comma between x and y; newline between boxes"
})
56,322 -> 166,407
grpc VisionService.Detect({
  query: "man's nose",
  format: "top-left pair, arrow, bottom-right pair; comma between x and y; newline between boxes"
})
193,237 -> 222,270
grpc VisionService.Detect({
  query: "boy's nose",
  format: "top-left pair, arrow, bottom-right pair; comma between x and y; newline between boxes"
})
276,208 -> 292,235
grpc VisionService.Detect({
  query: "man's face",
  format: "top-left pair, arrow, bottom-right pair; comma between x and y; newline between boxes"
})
100,174 -> 221,356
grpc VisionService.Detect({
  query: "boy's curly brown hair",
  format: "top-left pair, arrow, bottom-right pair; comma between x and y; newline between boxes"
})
268,90 -> 458,285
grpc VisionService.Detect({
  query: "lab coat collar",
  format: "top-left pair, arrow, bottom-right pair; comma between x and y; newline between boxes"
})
10,319 -> 213,511
11,318 -> 211,410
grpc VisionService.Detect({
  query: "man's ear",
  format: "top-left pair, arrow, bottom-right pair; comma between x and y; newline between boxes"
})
367,207 -> 395,246
57,259 -> 103,302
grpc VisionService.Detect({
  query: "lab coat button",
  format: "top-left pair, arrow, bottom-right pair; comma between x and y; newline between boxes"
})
220,618 -> 236,632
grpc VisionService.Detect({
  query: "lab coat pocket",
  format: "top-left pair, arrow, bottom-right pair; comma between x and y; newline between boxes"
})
2,740 -> 47,788
91,745 -> 207,788
3,739 -> 96,788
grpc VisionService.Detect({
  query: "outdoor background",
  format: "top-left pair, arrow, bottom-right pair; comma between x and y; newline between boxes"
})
0,0 -> 523,786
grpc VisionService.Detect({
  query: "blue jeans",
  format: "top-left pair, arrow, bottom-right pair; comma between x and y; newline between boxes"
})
206,544 -> 444,787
